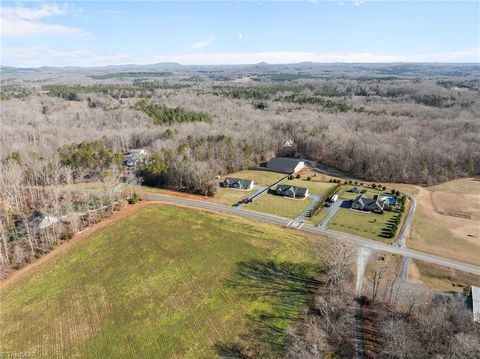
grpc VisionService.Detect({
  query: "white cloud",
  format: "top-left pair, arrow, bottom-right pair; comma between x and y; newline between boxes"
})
190,36 -> 215,49
239,32 -> 244,40
0,3 -> 88,36
2,46 -> 479,68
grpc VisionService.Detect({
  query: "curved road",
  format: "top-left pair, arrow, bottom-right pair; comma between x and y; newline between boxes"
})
141,193 -> 480,276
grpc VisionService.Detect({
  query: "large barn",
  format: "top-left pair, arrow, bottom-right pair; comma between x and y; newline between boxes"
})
266,158 -> 305,174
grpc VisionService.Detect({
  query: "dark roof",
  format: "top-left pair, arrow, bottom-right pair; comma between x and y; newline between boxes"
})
223,177 -> 254,188
276,185 -> 309,197
352,195 -> 385,210
266,158 -> 304,173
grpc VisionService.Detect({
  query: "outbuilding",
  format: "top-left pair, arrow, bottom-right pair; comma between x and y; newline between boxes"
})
266,158 -> 305,174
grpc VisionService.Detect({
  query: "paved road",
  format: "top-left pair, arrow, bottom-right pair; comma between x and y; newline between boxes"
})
317,199 -> 344,229
140,193 -> 480,276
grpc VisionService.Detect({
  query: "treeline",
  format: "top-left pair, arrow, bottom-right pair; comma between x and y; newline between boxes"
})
0,154 -> 126,277
138,134 -> 256,196
59,140 -> 124,180
135,100 -> 211,125
286,242 -> 480,358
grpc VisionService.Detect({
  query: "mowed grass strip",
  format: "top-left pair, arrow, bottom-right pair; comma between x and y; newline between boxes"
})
0,204 -> 322,359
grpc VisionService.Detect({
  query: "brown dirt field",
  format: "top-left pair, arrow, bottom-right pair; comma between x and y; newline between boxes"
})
408,261 -> 423,284
408,187 -> 480,265
431,191 -> 478,219
0,201 -> 153,292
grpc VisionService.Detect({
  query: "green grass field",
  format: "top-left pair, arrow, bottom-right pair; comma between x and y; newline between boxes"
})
245,193 -> 311,219
328,208 -> 398,242
0,204 -> 322,358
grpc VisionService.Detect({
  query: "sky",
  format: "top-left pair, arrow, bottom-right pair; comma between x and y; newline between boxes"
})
1,1 -> 479,67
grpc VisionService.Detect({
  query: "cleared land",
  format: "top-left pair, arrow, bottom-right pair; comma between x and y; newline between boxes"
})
0,204 -> 322,359
410,259 -> 480,293
408,178 -> 480,266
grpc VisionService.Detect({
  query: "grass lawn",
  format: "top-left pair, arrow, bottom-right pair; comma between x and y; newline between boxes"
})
284,178 -> 337,197
0,204 -> 322,359
245,193 -> 312,219
213,187 -> 255,205
221,170 -> 286,186
328,208 -> 398,242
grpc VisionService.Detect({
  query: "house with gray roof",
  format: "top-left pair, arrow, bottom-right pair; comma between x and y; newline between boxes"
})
222,178 -> 255,190
266,158 -> 305,174
351,195 -> 385,213
275,185 -> 309,199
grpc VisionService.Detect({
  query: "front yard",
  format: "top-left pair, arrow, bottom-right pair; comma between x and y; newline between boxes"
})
328,208 -> 399,242
213,187 -> 256,205
245,193 -> 312,219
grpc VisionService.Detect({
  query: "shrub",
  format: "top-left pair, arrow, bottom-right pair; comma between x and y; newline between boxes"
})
391,189 -> 396,194
288,174 -> 294,180
307,176 -> 311,181
129,192 -> 140,205
296,173 -> 301,179
395,190 -> 401,196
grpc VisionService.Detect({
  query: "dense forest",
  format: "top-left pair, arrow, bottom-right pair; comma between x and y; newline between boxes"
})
0,63 -> 479,274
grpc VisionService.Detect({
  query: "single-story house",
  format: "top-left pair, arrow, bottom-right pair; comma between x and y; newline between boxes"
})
266,158 -> 305,174
351,195 -> 385,213
222,177 -> 255,190
275,185 -> 309,199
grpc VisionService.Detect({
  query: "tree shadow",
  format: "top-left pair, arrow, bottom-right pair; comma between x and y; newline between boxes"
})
215,259 -> 324,358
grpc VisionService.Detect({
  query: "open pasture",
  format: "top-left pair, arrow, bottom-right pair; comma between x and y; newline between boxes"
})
0,204 -> 322,358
